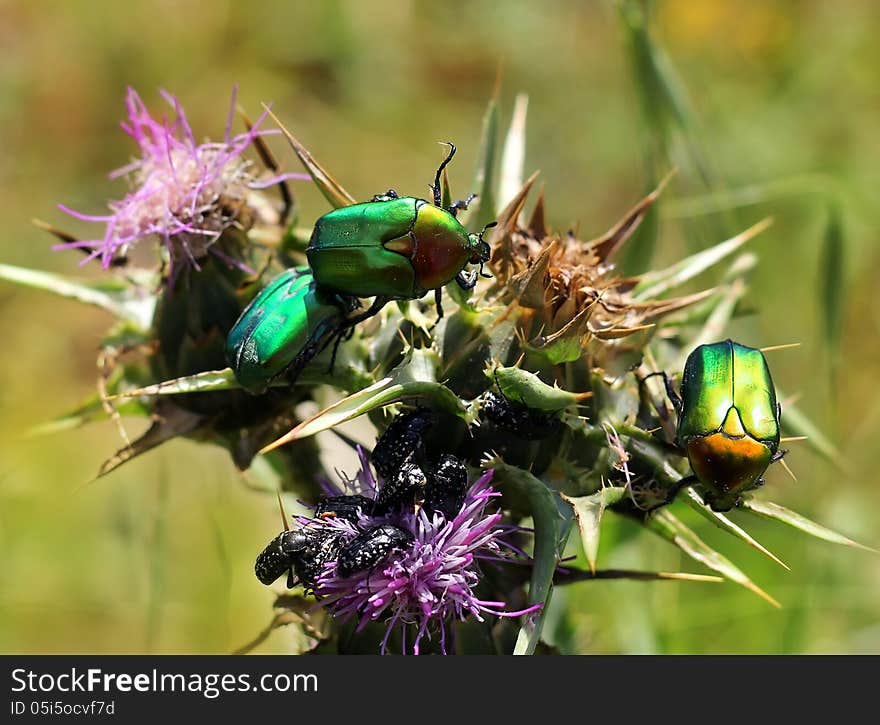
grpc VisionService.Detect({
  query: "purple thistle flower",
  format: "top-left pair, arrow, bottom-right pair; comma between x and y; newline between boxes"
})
55,87 -> 303,277
311,466 -> 542,655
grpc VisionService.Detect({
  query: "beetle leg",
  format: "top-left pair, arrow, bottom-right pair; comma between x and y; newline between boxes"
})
448,193 -> 477,218
645,475 -> 697,513
371,189 -> 399,202
770,448 -> 788,463
455,269 -> 479,290
320,297 -> 389,373
431,142 -> 457,207
633,475 -> 696,514
342,295 -> 391,328
327,332 -> 345,373
645,371 -> 683,415
434,288 -> 444,320
663,374 -> 682,413
639,370 -> 682,415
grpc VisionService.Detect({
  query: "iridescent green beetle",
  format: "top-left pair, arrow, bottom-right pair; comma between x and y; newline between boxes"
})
661,339 -> 786,511
307,144 -> 494,321
226,267 -> 357,395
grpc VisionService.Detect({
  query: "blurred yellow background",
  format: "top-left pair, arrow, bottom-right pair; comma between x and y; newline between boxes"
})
1,0 -> 878,653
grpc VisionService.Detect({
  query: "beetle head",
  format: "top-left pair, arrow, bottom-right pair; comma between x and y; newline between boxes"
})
468,221 -> 496,265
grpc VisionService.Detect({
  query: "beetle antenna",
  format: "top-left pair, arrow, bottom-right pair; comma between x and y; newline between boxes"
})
432,142 -> 457,207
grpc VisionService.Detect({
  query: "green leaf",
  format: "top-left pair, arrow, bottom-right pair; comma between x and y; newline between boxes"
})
647,509 -> 780,607
740,498 -> 877,553
0,263 -> 154,328
498,93 -> 528,212
439,306 -> 518,397
562,487 -> 626,573
490,463 -> 560,656
262,104 -> 356,209
671,263 -> 751,371
820,202 -> 845,382
467,84 -> 500,233
554,568 -> 722,585
663,173 -> 836,218
106,368 -> 240,400
682,488 -> 789,570
633,218 -> 771,300
261,360 -> 469,452
619,0 -> 712,186
489,364 -> 591,411
27,394 -> 150,437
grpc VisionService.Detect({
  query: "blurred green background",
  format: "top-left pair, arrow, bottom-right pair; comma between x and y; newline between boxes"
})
1,0 -> 878,654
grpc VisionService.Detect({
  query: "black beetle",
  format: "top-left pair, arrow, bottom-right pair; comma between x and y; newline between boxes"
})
254,527 -> 346,590
423,453 -> 468,521
314,494 -> 374,523
481,390 -> 562,440
336,524 -> 414,578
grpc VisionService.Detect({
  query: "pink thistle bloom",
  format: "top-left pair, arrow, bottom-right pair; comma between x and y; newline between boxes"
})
56,87 -> 303,276
312,465 -> 542,655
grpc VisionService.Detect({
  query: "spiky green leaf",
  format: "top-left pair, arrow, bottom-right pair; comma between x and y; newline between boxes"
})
107,368 -> 240,400
27,394 -> 150,437
490,463 -> 560,656
633,218 -> 771,300
740,498 -> 876,553
683,488 -> 788,570
562,487 -> 626,573
498,93 -> 528,211
554,568 -> 722,585
0,263 -> 154,328
489,364 -> 590,411
261,355 -> 469,452
647,509 -> 780,606
468,86 -> 500,233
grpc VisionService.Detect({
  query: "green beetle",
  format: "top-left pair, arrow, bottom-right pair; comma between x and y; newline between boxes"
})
307,143 -> 495,322
226,267 -> 357,395
656,339 -> 786,511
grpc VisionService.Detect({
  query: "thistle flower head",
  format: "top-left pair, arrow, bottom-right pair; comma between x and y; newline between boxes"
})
490,184 -> 706,359
56,87 -> 297,277
306,464 -> 540,655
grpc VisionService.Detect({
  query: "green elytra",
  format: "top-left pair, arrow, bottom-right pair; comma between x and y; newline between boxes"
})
227,144 -> 494,395
307,143 -> 494,319
677,340 -> 780,445
225,267 -> 356,395
654,340 -> 785,512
